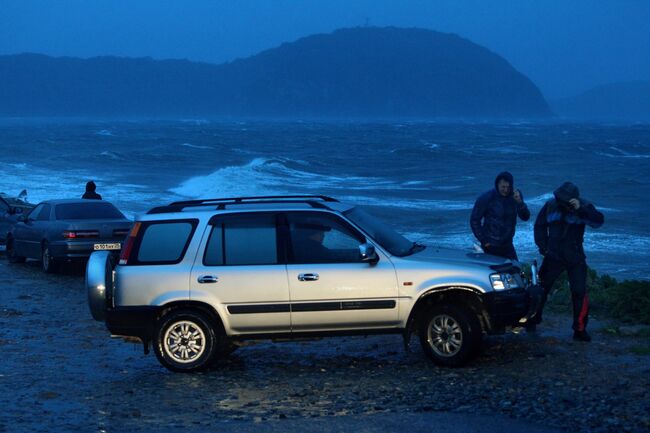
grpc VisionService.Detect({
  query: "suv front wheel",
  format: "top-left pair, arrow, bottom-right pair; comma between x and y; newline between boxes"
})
154,309 -> 217,372
418,304 -> 481,367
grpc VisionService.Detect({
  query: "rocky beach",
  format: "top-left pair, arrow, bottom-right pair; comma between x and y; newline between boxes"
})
0,256 -> 648,433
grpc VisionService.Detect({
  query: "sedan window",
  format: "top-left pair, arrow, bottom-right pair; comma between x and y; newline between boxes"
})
28,204 -> 44,220
55,202 -> 125,220
36,204 -> 51,221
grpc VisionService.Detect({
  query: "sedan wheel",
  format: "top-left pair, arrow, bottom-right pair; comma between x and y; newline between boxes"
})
41,243 -> 58,273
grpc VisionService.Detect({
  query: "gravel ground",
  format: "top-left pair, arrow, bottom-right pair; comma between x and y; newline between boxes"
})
0,256 -> 648,433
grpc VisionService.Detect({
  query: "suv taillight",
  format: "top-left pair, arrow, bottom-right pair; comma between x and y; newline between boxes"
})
63,230 -> 99,239
119,222 -> 141,265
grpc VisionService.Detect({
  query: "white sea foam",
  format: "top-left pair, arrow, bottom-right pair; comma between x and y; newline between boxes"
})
402,227 -> 650,262
100,151 -> 124,160
95,130 -> 114,136
340,195 -> 473,211
0,164 -> 104,203
180,143 -> 212,149
526,192 -> 619,212
180,119 -> 210,125
597,146 -> 650,159
170,158 -> 437,199
421,141 -> 440,150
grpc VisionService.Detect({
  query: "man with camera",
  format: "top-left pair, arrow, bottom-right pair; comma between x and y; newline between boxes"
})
532,181 -> 604,341
470,171 -> 530,260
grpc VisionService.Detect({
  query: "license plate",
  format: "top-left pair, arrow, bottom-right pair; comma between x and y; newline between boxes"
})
94,243 -> 121,251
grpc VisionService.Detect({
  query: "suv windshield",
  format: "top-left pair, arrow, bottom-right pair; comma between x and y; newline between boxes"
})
344,207 -> 418,256
55,202 -> 125,220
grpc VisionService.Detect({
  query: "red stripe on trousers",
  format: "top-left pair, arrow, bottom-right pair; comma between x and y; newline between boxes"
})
577,294 -> 589,331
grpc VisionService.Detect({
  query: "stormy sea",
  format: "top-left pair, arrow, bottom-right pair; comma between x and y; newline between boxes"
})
1,119 -> 648,280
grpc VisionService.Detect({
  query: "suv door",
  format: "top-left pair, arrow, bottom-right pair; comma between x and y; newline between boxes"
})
285,211 -> 399,332
190,212 -> 291,334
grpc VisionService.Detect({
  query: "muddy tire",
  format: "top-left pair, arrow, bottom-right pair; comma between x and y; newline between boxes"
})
418,304 -> 481,367
154,309 -> 217,373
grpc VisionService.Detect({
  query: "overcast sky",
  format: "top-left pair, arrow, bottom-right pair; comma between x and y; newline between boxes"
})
1,0 -> 649,99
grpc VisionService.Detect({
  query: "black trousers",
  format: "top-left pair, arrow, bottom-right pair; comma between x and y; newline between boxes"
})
483,243 -> 518,261
535,256 -> 589,331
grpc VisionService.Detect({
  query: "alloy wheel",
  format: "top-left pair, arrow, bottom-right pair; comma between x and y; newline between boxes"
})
427,314 -> 464,357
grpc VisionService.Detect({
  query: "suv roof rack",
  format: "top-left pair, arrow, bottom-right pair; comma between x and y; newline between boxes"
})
147,195 -> 339,214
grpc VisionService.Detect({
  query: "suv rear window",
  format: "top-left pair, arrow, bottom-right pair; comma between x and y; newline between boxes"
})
55,202 -> 125,220
137,221 -> 196,264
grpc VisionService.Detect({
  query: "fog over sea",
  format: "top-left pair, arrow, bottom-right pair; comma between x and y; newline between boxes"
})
1,119 -> 648,280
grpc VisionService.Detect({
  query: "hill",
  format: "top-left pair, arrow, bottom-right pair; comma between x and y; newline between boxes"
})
0,27 -> 551,118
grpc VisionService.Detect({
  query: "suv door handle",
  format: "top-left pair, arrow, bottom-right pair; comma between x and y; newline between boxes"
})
298,273 -> 319,281
197,275 -> 219,284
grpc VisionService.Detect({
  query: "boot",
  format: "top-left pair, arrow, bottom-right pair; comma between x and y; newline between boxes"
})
573,330 -> 591,342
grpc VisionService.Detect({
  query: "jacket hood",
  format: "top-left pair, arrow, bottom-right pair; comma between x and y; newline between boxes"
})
494,171 -> 514,195
553,181 -> 580,204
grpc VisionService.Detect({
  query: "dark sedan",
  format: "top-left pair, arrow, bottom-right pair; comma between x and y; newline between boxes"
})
6,199 -> 132,273
1,194 -> 35,249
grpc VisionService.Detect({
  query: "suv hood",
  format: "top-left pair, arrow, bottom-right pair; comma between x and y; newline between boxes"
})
401,245 -> 513,268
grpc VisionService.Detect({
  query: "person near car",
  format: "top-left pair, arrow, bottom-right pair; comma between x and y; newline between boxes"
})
293,224 -> 331,263
532,181 -> 604,342
82,181 -> 102,200
470,171 -> 530,260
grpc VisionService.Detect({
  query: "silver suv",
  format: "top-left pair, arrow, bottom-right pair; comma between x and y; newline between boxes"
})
87,195 -> 530,372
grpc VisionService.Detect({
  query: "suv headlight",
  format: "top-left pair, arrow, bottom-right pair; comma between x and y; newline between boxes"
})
490,273 -> 521,290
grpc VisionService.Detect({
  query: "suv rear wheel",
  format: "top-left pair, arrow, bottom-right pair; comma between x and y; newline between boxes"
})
154,309 -> 216,372
418,304 -> 481,367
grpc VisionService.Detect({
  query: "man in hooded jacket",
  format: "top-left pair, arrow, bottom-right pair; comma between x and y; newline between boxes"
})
82,181 -> 102,200
470,171 -> 530,260
532,181 -> 604,341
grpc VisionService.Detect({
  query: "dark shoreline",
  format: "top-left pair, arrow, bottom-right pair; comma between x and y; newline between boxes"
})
0,256 -> 648,432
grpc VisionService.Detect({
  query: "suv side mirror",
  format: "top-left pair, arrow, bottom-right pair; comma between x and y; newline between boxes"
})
359,243 -> 379,265
17,214 -> 28,222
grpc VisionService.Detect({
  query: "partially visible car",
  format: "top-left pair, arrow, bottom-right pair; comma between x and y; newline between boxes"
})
6,199 -> 132,273
0,193 -> 36,250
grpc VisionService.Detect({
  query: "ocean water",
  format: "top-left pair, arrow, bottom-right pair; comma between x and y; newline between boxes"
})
1,119 -> 649,279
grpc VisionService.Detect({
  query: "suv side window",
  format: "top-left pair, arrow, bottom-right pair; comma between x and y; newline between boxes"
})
136,221 -> 196,264
204,214 -> 278,266
287,212 -> 365,264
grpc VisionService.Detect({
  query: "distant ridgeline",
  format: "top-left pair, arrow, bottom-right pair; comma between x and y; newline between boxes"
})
0,27 -> 552,119
552,81 -> 650,122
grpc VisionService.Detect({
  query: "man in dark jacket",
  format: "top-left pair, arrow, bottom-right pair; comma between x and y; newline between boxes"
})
82,181 -> 102,200
470,171 -> 530,260
533,181 -> 604,341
